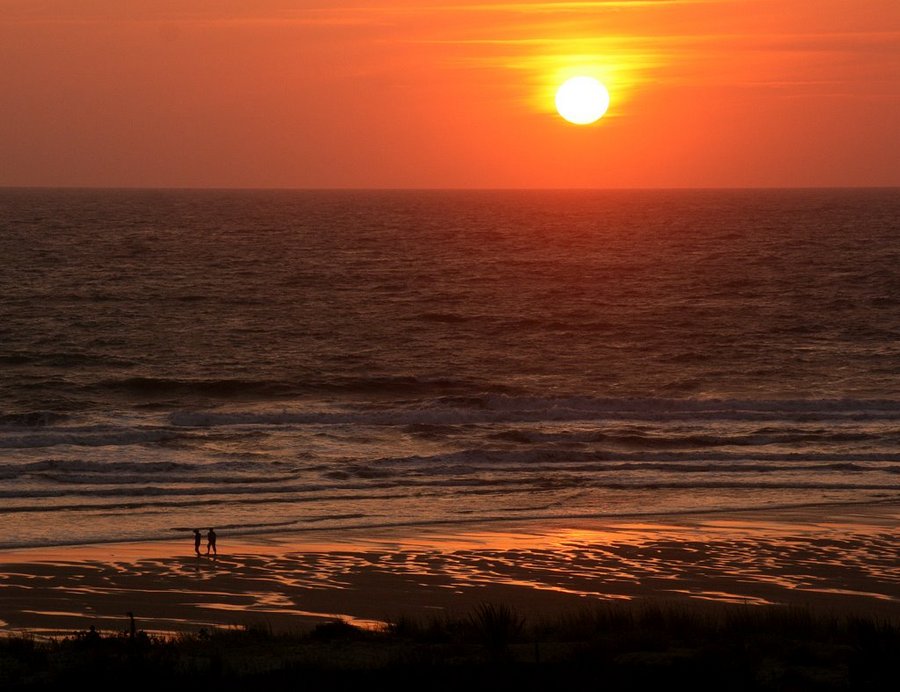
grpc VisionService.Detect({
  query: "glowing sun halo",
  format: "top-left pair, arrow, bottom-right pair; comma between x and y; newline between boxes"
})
555,76 -> 610,125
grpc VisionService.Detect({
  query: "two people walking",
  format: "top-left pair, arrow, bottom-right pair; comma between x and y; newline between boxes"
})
193,527 -> 217,556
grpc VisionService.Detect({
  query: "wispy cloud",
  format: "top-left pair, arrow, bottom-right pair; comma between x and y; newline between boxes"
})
0,0 -> 723,24
2,1 -> 893,99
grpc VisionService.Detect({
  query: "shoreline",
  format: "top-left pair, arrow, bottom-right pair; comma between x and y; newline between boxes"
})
4,495 -> 897,555
2,502 -> 898,638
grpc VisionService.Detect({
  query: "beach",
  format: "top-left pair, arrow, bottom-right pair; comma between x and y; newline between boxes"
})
2,502 -> 897,639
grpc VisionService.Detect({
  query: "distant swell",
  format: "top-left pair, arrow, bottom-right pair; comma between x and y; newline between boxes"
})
100,377 -> 298,398
98,374 -> 482,399
0,427 -> 174,449
168,397 -> 900,429
0,411 -> 69,427
412,312 -> 471,323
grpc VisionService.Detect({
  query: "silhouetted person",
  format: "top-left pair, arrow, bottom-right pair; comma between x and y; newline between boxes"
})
193,528 -> 202,556
206,527 -> 217,556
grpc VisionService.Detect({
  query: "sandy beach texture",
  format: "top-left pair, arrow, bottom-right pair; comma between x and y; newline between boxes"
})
1,503 -> 897,638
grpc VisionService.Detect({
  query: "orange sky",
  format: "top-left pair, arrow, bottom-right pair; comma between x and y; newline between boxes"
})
1,1 -> 898,188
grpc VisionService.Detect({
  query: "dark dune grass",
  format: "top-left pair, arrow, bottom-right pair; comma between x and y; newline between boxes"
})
2,601 -> 897,691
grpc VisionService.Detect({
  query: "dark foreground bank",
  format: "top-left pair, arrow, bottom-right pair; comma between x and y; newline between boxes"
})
2,602 -> 897,691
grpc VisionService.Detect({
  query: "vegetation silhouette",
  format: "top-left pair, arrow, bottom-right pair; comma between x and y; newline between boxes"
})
0,602 -> 897,690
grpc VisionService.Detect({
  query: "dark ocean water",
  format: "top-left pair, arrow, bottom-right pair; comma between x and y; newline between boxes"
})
1,188 -> 899,548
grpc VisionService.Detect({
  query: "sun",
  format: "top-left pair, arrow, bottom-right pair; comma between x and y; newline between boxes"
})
555,76 -> 610,125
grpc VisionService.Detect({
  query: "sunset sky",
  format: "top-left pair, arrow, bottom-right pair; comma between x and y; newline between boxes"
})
1,1 -> 898,188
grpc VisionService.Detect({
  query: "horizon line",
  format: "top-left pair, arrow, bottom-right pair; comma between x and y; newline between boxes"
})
2,184 -> 899,193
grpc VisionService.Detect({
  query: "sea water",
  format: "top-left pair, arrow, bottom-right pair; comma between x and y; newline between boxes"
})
1,188 -> 899,549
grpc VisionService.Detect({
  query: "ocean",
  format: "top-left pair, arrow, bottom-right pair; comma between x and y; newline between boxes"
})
1,188 -> 899,550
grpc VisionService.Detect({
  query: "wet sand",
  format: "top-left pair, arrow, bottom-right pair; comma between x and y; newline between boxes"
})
1,503 -> 898,637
